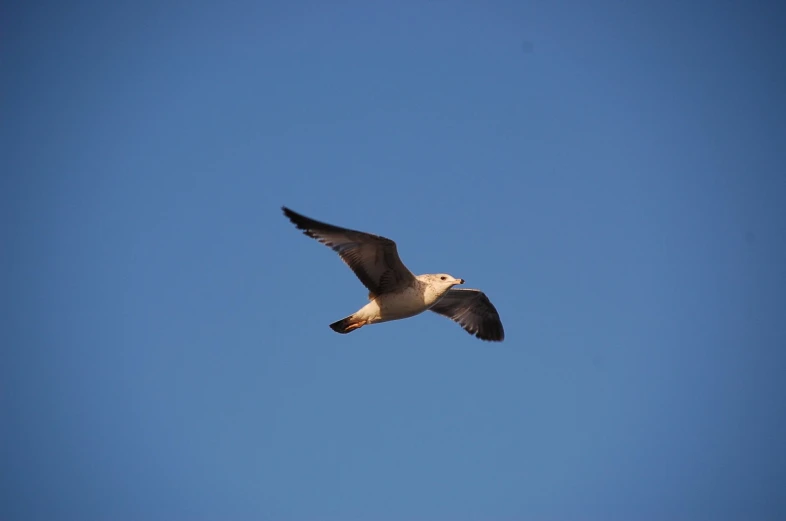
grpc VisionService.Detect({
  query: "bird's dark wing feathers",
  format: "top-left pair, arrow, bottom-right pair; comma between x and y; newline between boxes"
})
429,288 -> 505,342
282,206 -> 416,296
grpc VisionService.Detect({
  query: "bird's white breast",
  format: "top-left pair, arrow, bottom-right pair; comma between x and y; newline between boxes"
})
361,286 -> 430,324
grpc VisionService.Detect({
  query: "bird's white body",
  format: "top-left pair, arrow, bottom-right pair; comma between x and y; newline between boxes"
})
353,275 -> 458,326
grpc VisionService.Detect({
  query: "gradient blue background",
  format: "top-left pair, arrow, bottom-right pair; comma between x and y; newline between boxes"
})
3,1 -> 786,520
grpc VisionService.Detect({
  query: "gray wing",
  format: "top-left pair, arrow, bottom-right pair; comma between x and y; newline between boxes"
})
429,288 -> 505,342
282,206 -> 417,296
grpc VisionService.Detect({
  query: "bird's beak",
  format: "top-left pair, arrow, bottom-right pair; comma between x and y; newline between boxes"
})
456,278 -> 465,284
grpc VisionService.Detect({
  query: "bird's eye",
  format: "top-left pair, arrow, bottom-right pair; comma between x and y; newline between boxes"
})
440,276 -> 446,280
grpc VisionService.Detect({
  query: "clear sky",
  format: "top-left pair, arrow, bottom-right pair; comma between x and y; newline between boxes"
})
3,1 -> 786,520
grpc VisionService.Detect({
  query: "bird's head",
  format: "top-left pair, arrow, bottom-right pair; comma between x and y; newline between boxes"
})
431,273 -> 464,290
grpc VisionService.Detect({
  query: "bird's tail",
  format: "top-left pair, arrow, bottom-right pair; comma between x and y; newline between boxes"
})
329,315 -> 366,334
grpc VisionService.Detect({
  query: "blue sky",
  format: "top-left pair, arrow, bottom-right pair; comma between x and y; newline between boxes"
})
3,1 -> 785,520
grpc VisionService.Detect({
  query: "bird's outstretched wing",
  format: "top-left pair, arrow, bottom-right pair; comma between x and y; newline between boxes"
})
429,288 -> 505,341
282,206 -> 417,297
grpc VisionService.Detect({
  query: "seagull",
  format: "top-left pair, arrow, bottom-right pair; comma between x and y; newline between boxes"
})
282,206 -> 504,341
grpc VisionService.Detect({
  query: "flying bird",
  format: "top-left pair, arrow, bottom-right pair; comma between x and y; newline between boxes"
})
282,206 -> 504,341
